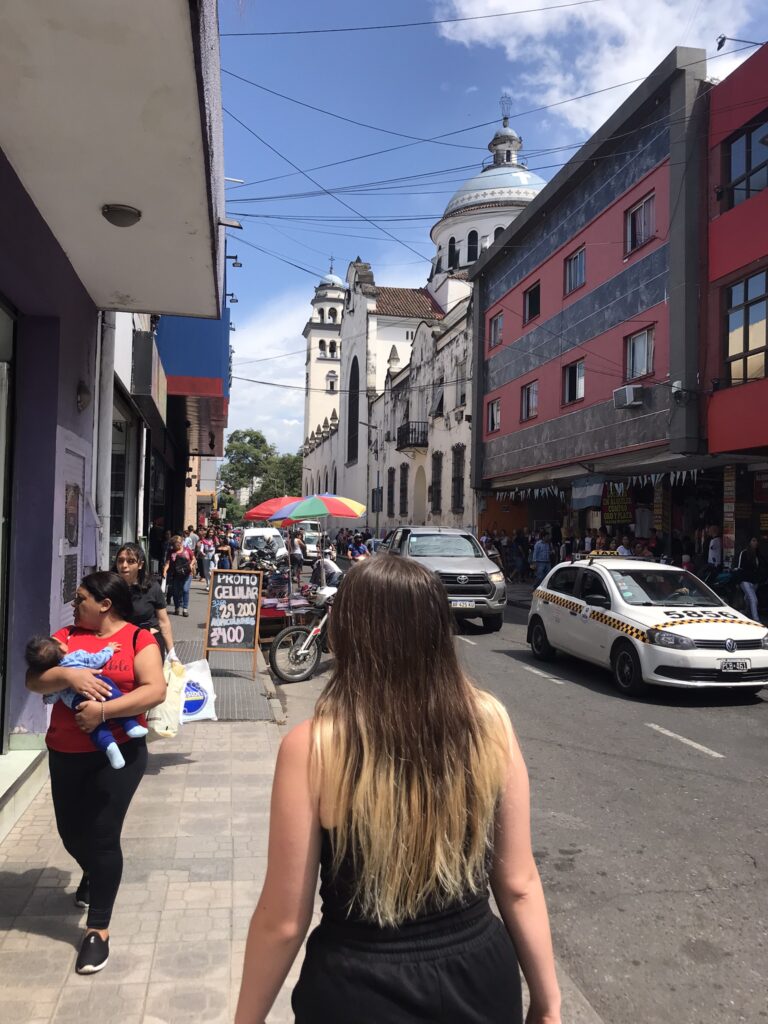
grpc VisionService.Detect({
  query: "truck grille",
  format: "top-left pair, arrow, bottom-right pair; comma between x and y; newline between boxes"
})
692,639 -> 763,651
437,572 -> 493,597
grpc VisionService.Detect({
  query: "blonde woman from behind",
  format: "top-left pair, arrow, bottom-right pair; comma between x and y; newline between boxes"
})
235,555 -> 561,1024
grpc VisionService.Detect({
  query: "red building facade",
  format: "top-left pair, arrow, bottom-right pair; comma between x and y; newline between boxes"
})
703,45 -> 768,563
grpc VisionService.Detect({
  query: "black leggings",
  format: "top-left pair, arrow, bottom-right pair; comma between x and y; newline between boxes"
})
48,739 -> 147,929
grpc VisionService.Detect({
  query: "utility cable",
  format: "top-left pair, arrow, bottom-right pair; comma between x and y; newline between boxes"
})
220,1 -> 607,37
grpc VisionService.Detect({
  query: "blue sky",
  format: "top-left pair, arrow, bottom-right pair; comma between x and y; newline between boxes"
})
219,0 -> 767,454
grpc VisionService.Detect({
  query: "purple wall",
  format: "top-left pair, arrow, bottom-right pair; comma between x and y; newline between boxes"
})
0,147 -> 98,747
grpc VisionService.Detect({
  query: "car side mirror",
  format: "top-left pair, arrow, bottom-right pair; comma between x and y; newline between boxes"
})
584,593 -> 610,608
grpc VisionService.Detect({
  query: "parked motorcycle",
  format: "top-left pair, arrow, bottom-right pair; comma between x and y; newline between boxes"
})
268,584 -> 338,683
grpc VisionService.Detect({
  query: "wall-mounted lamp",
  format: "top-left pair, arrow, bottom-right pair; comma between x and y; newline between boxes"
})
229,323 -> 236,332
226,292 -> 238,304
226,254 -> 243,269
101,204 -> 142,228
76,380 -> 92,412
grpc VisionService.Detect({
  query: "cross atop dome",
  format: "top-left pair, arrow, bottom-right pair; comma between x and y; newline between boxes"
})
489,93 -> 522,167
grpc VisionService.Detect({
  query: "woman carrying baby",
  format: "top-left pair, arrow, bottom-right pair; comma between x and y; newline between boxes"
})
25,571 -> 166,976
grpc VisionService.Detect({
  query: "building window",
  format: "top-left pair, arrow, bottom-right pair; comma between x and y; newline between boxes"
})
429,377 -> 444,418
431,452 -> 443,513
625,193 -> 655,254
328,307 -> 337,322
387,467 -> 396,517
467,230 -> 479,262
564,247 -> 586,294
451,444 -> 465,512
333,467 -> 337,492
318,339 -> 326,356
459,353 -> 468,406
626,328 -> 654,380
487,398 -> 501,433
347,356 -> 359,463
563,359 -> 585,404
523,282 -> 540,323
436,248 -> 443,273
489,312 -> 504,348
326,372 -> 337,393
726,113 -> 768,209
399,463 -> 409,516
494,226 -> 504,241
329,340 -> 337,357
726,270 -> 768,385
448,236 -> 458,270
521,380 -> 538,420
318,309 -> 325,322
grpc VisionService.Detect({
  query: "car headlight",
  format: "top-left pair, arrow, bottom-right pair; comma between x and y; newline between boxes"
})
761,633 -> 768,650
489,571 -> 505,584
647,628 -> 695,650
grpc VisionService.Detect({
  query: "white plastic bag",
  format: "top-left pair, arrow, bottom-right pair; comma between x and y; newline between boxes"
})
147,658 -> 186,740
160,576 -> 167,594
180,659 -> 217,723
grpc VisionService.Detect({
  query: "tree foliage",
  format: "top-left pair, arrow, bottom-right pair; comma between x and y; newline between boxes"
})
219,430 -> 304,519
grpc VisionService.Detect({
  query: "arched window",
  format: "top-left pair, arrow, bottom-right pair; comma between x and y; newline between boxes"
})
329,340 -> 337,357
347,356 -> 359,463
318,308 -> 325,322
494,226 -> 504,241
333,467 -> 337,493
324,470 -> 329,492
328,308 -> 337,323
436,247 -> 443,273
467,230 -> 478,262
448,236 -> 458,269
326,371 -> 337,393
505,150 -> 511,163
318,339 -> 326,356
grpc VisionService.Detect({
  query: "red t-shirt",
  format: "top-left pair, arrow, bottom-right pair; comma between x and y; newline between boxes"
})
46,623 -> 158,753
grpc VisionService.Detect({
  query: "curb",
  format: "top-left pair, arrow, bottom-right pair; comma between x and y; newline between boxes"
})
257,645 -> 286,725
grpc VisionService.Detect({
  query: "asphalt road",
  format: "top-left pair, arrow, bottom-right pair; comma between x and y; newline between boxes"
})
274,605 -> 768,1024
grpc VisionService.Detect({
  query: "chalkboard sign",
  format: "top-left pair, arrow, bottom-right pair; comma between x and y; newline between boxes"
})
204,569 -> 263,672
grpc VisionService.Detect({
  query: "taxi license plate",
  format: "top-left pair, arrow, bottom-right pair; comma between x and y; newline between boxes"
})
719,660 -> 749,672
452,601 -> 475,609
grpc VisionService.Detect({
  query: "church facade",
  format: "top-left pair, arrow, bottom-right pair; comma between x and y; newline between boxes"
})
302,107 -> 546,536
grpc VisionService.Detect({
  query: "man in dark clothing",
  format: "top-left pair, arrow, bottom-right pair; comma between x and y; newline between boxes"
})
737,537 -> 765,621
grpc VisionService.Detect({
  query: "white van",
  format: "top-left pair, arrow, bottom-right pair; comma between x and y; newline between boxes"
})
241,527 -> 288,563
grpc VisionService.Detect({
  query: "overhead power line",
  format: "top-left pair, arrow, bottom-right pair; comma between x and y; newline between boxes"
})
224,107 -> 432,262
220,1 -> 607,37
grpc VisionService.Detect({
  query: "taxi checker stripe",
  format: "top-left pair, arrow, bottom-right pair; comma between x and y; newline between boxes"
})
588,610 -> 649,643
650,618 -> 764,630
533,589 -> 581,614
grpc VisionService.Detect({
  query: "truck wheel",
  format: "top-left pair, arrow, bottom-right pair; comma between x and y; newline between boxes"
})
611,641 -> 648,698
481,613 -> 504,633
530,618 -> 556,661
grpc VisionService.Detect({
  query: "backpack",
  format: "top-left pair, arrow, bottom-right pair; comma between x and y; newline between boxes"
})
170,552 -> 191,579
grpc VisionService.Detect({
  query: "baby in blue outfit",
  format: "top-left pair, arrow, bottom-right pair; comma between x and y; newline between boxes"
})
25,636 -> 148,769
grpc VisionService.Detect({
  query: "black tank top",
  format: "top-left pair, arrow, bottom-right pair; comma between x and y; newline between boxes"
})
318,828 -> 488,933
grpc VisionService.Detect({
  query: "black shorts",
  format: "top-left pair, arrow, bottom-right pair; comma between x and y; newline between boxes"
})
292,900 -> 522,1024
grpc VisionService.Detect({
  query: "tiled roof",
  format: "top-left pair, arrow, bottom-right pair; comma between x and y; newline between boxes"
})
375,287 -> 444,320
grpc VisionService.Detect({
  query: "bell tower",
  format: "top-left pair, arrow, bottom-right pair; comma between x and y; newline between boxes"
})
302,264 -> 345,453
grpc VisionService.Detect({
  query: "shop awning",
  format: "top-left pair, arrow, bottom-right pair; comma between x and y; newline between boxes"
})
0,1 -> 224,317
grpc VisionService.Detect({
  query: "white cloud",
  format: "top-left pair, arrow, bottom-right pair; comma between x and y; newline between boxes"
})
465,84 -> 479,93
436,0 -> 758,132
227,288 -> 309,454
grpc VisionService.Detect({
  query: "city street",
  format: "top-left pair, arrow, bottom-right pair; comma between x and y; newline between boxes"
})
276,605 -> 768,1024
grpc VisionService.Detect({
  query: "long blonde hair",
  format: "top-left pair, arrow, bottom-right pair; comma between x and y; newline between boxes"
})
311,555 -> 510,927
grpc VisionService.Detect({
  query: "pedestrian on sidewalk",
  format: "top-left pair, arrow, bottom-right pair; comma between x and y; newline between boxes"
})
24,571 -> 165,976
113,542 -> 176,659
163,535 -> 195,616
235,556 -> 561,1024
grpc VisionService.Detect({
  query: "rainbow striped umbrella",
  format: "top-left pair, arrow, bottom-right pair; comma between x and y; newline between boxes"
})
267,493 -> 366,522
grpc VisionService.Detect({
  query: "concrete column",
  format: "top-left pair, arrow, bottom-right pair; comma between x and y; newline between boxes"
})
95,312 -> 116,568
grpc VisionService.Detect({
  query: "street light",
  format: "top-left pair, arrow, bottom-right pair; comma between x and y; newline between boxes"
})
716,34 -> 764,51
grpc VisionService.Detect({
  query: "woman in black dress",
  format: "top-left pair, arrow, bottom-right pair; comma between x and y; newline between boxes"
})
235,556 -> 561,1024
113,543 -> 175,659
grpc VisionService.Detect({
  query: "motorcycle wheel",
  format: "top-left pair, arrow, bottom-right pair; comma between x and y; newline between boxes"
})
269,626 -> 321,683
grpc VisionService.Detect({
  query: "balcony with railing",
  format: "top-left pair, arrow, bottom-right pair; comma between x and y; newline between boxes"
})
396,421 -> 428,450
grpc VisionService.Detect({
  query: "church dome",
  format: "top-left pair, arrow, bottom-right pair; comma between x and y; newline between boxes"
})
320,272 -> 344,287
444,163 -> 546,216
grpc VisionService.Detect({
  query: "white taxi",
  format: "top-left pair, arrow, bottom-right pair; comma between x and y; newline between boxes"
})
527,555 -> 768,697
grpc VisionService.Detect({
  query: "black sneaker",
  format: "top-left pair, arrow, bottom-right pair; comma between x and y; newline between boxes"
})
74,873 -> 89,909
75,931 -> 109,974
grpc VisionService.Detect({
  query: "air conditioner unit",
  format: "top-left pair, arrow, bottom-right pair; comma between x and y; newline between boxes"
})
613,384 -> 644,409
